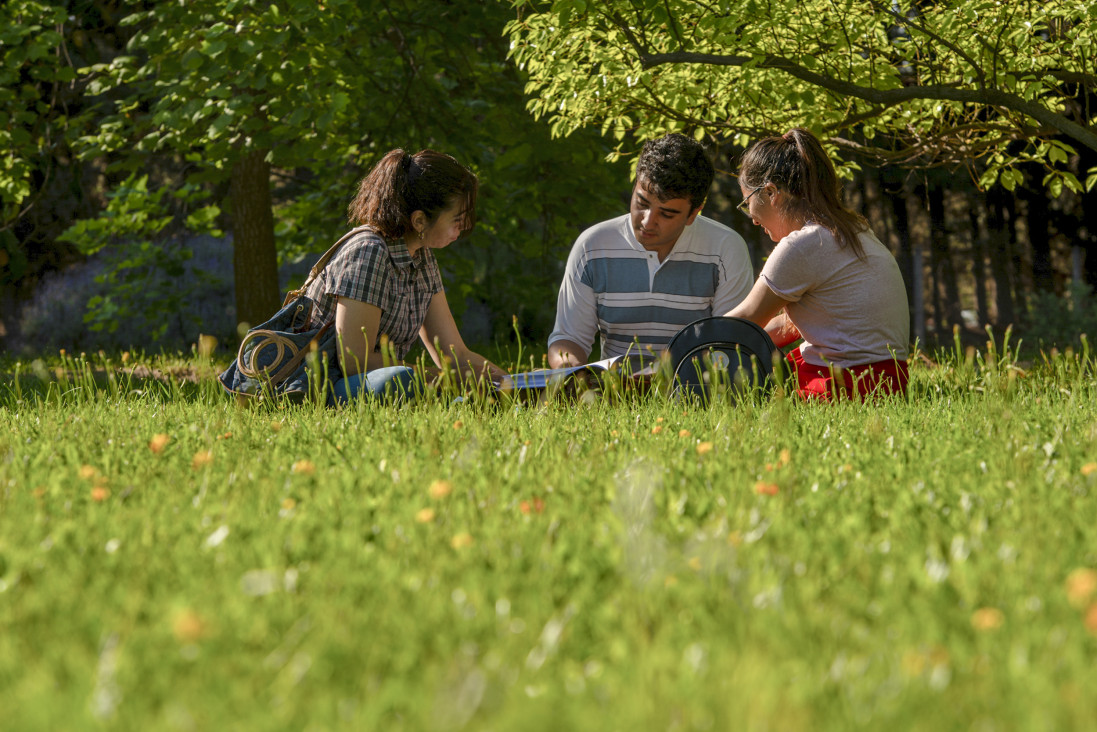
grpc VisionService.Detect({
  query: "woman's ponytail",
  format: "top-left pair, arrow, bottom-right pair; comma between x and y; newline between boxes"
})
347,148 -> 477,240
740,128 -> 867,258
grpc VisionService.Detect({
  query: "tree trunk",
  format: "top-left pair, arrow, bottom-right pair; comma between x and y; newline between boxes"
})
927,185 -> 962,336
1021,181 -> 1055,294
968,201 -> 989,328
230,148 -> 280,330
882,170 -> 920,343
987,187 -> 1017,329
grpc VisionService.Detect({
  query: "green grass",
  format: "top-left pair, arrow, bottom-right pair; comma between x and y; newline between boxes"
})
1,341 -> 1097,730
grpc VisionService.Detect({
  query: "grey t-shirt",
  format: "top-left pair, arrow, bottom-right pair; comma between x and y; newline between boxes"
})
760,223 -> 909,368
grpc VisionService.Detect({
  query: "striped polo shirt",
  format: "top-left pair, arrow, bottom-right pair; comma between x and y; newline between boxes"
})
549,214 -> 753,359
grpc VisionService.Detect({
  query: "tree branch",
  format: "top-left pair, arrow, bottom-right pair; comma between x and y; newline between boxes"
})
636,50 -> 1097,153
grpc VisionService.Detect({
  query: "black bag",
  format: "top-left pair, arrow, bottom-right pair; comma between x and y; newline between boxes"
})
666,316 -> 781,400
218,227 -> 370,402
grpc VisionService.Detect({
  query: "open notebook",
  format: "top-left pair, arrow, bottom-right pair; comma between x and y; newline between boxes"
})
498,352 -> 662,391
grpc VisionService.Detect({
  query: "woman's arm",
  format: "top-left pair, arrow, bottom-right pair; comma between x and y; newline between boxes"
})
334,298 -> 386,377
420,290 -> 507,383
724,278 -> 801,347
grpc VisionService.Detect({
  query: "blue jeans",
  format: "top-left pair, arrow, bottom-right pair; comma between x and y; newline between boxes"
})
329,366 -> 421,406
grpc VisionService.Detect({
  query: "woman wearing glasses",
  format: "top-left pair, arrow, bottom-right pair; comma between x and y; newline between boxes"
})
726,128 -> 910,400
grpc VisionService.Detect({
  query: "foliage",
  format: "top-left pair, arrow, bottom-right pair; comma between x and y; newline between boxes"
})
0,1 -> 81,283
2,348 -> 1097,728
56,0 -> 627,345
1023,283 -> 1097,351
12,235 -> 243,354
506,0 -> 1097,192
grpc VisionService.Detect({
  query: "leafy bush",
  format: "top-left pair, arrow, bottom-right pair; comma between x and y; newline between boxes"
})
1022,283 -> 1097,351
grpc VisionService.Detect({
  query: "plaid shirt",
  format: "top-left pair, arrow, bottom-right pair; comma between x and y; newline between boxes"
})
304,228 -> 443,359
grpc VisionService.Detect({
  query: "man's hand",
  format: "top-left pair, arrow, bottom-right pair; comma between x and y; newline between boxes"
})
547,339 -> 590,369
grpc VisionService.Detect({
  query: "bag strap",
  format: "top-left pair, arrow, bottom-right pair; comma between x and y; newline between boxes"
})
267,320 -> 337,384
283,225 -> 375,305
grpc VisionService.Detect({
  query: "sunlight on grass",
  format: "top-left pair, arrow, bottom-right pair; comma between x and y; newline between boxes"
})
0,343 -> 1096,729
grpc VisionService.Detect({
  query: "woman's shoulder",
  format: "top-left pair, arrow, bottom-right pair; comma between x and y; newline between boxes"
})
780,222 -> 835,251
330,227 -> 392,265
342,226 -> 389,250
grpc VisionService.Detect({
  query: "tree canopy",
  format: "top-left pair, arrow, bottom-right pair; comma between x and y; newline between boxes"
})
14,0 -> 628,340
506,0 -> 1097,194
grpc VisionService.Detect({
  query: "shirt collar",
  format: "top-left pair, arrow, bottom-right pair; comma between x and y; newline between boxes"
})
387,237 -> 423,271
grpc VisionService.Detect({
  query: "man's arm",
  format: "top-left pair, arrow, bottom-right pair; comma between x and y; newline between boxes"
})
712,230 -> 755,315
547,237 -> 599,369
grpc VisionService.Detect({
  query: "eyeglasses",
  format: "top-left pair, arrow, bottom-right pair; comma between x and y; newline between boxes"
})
737,185 -> 763,214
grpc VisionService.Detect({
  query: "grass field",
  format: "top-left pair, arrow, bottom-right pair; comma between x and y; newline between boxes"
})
2,339 -> 1096,730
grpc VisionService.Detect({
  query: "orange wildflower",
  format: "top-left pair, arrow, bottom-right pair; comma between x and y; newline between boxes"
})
90,487 -> 110,502
520,497 -> 545,515
1084,603 -> 1097,635
1066,568 -> 1097,608
429,479 -> 454,499
754,481 -> 779,496
971,607 -> 1004,631
450,532 -> 474,549
171,609 -> 207,642
452,420 -> 464,430
78,465 -> 98,481
696,442 -> 714,456
291,460 -> 316,475
1081,462 -> 1097,477
191,450 -> 213,470
678,429 -> 691,437
148,433 -> 170,454
416,507 -> 436,523
651,426 -> 663,435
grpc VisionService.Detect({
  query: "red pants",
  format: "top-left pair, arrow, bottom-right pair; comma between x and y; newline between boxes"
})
786,347 -> 909,401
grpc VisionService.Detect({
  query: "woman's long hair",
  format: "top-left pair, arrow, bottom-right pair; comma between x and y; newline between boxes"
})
739,128 -> 867,258
348,149 -> 477,239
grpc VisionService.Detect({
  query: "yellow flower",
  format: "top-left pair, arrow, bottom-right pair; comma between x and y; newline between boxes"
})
678,429 -> 691,438
688,556 -> 702,571
415,507 -> 436,524
281,497 -> 297,511
90,486 -> 111,502
78,465 -> 98,481
779,448 -> 791,466
1081,462 -> 1097,477
696,442 -> 714,456
1084,603 -> 1097,635
429,479 -> 454,499
651,426 -> 663,435
452,420 -> 464,430
171,609 -> 207,642
191,450 -> 213,470
1066,568 -> 1097,608
450,532 -> 474,549
292,460 -> 316,475
971,607 -> 1004,631
148,433 -> 170,454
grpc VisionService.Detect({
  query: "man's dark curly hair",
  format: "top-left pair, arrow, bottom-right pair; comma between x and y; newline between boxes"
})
634,133 -> 713,211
